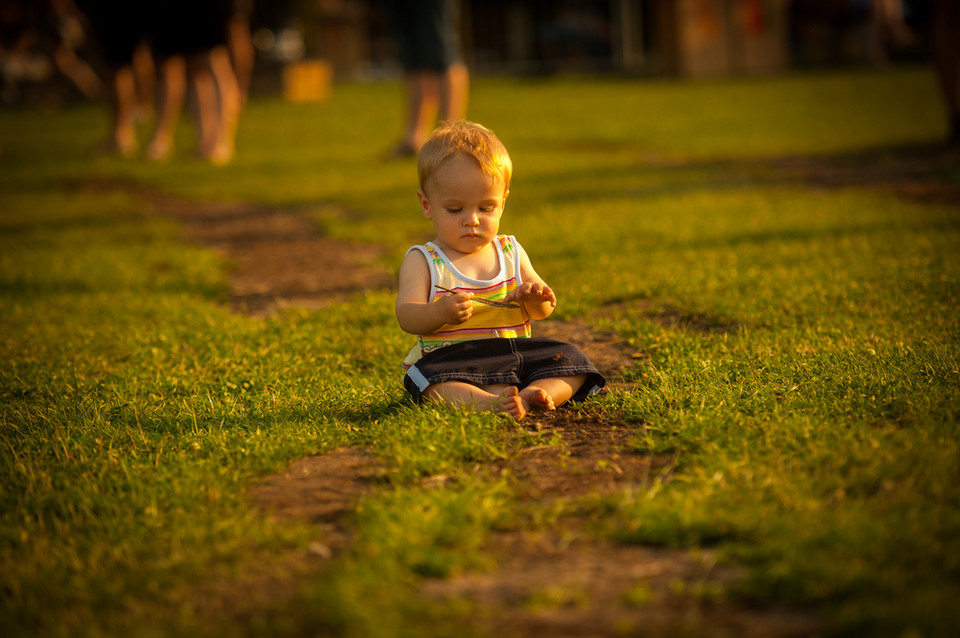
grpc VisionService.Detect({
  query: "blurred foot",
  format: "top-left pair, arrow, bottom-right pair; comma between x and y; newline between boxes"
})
93,135 -> 138,158
205,140 -> 234,165
386,141 -> 418,160
145,137 -> 172,162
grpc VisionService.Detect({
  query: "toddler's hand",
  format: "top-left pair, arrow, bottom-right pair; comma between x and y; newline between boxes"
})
438,291 -> 474,324
505,282 -> 557,307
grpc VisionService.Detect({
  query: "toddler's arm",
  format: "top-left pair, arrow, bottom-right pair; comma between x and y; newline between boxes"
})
395,250 -> 474,334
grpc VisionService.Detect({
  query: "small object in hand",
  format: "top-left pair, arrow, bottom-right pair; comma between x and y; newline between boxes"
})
436,285 -> 520,309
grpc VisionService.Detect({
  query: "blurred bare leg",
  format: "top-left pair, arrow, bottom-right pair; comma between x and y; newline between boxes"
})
394,71 -> 439,156
52,46 -> 102,99
207,45 -> 241,164
439,61 -> 469,121
131,41 -> 155,121
228,14 -> 254,104
186,52 -> 219,158
104,65 -> 138,156
146,55 -> 185,161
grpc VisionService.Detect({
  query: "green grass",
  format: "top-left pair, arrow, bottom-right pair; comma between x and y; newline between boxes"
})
2,66 -> 959,637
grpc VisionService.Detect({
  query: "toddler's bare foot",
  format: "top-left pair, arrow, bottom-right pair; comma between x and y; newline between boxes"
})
495,386 -> 526,420
520,387 -> 556,412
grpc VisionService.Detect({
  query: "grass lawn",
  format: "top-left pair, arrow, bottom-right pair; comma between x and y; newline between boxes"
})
2,66 -> 959,637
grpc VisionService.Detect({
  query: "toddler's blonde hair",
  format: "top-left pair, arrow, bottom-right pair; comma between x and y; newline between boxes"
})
418,120 -> 513,195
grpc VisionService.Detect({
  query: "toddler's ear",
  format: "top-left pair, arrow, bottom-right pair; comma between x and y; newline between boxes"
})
417,190 -> 431,218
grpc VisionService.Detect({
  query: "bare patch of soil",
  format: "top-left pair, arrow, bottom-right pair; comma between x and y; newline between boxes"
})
766,145 -> 960,207
493,411 -> 660,502
244,413 -> 819,637
251,447 -> 387,555
418,412 -> 819,638
74,179 -> 394,316
421,540 -> 817,638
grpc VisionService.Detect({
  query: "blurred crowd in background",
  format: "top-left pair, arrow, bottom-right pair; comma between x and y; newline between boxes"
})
0,1 -> 949,163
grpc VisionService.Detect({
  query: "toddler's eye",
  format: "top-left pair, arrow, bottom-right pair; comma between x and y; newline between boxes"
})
446,207 -> 462,213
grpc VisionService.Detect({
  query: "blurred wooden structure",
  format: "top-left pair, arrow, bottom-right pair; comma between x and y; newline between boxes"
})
250,0 -> 907,91
651,0 -> 788,77
288,0 -> 789,80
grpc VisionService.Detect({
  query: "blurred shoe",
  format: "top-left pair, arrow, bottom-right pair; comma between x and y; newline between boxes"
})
386,141 -> 418,160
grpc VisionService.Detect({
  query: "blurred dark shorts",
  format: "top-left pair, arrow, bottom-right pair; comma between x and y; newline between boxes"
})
404,337 -> 605,403
82,1 -> 151,65
386,0 -> 463,71
82,0 -> 231,62
152,0 -> 232,58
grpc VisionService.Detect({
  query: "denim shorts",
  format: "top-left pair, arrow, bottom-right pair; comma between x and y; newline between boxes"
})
404,337 -> 605,403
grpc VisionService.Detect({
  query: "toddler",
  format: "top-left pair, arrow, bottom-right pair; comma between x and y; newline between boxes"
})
395,120 -> 605,419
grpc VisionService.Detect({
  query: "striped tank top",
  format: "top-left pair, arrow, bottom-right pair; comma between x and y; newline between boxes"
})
402,235 -> 532,370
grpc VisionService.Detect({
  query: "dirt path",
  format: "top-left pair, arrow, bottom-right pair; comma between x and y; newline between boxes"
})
95,145 -> 957,636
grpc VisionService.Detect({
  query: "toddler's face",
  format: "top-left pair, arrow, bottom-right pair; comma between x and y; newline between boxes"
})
418,155 -> 508,256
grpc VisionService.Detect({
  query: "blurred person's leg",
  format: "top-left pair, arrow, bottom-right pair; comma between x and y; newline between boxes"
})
83,1 -> 145,156
876,0 -> 915,45
398,71 -> 440,155
386,0 -> 467,157
103,64 -> 138,156
131,41 -> 155,121
867,0 -> 917,65
439,61 -> 468,122
146,55 -> 186,161
208,44 -> 240,163
227,11 -> 253,103
52,45 -> 102,99
186,51 -> 220,158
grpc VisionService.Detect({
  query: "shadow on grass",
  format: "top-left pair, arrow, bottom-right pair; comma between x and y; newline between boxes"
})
527,140 -> 960,209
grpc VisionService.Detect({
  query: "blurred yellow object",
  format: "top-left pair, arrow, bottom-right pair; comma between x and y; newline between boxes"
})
283,60 -> 332,102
